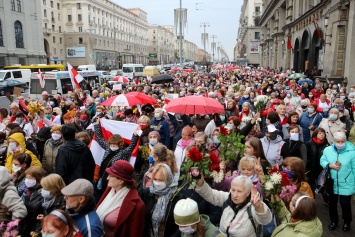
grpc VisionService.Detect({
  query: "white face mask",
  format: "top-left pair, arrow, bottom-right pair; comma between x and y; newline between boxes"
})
213,136 -> 220,144
41,189 -> 52,199
290,133 -> 299,141
51,134 -> 61,141
25,178 -> 37,188
110,146 -> 119,151
12,164 -> 22,173
8,142 -> 17,151
179,226 -> 196,234
149,138 -> 158,146
153,181 -> 167,190
15,118 -> 24,124
335,143 -> 346,150
5,130 -> 9,138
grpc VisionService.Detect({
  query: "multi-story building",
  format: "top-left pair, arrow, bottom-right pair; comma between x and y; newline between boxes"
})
259,0 -> 355,81
176,39 -> 198,63
236,0 -> 263,66
0,0 -> 46,67
197,48 -> 211,62
42,0 -> 149,68
148,24 -> 175,65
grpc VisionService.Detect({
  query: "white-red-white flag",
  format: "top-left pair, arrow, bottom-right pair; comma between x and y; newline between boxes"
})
37,69 -> 45,88
67,62 -> 84,89
89,119 -> 140,167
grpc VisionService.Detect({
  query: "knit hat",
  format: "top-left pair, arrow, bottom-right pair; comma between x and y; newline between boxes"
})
106,160 -> 134,182
173,198 -> 200,226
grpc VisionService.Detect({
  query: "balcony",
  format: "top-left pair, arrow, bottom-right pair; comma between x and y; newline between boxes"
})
43,28 -> 52,36
51,17 -> 55,23
253,12 -> 261,19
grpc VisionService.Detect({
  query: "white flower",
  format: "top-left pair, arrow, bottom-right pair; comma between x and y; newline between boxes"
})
270,173 -> 282,184
211,170 -> 224,183
242,118 -> 251,123
264,181 -> 274,191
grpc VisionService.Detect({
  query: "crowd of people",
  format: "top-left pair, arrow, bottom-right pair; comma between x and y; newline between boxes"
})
0,65 -> 354,237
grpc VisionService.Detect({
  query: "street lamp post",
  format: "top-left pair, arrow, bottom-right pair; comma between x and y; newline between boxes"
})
200,22 -> 209,62
211,35 -> 217,63
179,0 -> 183,67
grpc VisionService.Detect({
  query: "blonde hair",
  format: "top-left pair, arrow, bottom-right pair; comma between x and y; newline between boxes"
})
40,174 -> 66,195
138,115 -> 150,125
152,164 -> 169,183
50,125 -> 62,133
238,156 -> 256,171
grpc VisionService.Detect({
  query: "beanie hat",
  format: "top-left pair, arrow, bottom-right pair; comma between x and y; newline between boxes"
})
173,198 -> 200,226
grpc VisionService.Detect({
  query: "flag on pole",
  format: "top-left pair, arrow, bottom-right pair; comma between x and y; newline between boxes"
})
287,37 -> 293,50
67,62 -> 84,89
37,69 -> 45,88
89,119 -> 140,167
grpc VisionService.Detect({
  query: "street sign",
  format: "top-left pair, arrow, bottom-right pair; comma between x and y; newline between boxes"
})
149,54 -> 157,58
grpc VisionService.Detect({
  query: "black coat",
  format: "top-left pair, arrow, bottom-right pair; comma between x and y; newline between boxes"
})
141,188 -> 181,237
22,186 -> 44,235
43,194 -> 66,215
55,139 -> 95,184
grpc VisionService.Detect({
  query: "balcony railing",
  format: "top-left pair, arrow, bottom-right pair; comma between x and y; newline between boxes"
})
253,12 -> 261,18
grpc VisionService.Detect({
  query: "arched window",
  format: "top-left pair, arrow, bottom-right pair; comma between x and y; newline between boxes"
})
44,9 -> 47,17
0,20 -> 3,46
14,21 -> 24,48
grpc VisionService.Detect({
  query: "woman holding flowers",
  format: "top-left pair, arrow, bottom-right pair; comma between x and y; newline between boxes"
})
239,102 -> 255,129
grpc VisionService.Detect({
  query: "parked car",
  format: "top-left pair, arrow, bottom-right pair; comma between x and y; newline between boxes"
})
97,71 -> 113,82
0,79 -> 28,96
110,69 -> 123,76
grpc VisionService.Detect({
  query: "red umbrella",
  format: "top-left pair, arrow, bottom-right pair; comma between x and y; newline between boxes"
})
114,76 -> 129,83
165,95 -> 224,114
171,67 -> 180,71
226,66 -> 237,71
125,92 -> 157,105
183,68 -> 194,72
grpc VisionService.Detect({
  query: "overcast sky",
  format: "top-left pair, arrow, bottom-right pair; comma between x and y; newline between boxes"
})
114,0 -> 242,60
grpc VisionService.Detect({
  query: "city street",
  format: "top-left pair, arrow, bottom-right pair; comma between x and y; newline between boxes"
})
315,194 -> 355,236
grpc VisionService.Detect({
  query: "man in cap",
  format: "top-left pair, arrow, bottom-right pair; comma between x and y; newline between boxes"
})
39,91 -> 50,107
62,179 -> 103,237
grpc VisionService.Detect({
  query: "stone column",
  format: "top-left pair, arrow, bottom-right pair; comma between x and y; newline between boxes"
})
343,0 -> 355,85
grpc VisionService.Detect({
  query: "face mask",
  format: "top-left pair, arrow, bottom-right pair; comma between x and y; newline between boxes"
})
148,155 -> 154,164
213,136 -> 220,144
12,164 -> 21,173
51,133 -> 61,141
335,143 -> 345,150
8,142 -> 17,151
309,95 -> 313,98
327,91 -> 331,95
307,108 -> 314,113
25,178 -> 37,188
286,94 -> 291,98
45,114 -> 52,120
179,226 -> 196,234
140,124 -> 148,130
267,89 -> 271,92
49,102 -> 55,106
268,132 -> 277,140
219,115 -> 225,122
244,95 -> 249,99
290,133 -> 299,141
340,96 -> 346,100
226,124 -> 233,131
301,105 -> 307,110
225,95 -> 229,98
149,138 -> 158,146
329,114 -> 337,121
80,115 -> 89,120
41,189 -> 52,199
15,118 -> 24,124
110,146 -> 119,151
154,113 -> 161,119
283,168 -> 295,179
153,181 -> 167,190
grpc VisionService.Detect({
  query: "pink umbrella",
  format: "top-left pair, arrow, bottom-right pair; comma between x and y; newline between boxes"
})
114,76 -> 129,83
165,95 -> 224,114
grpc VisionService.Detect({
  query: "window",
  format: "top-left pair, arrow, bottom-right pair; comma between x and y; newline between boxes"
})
52,25 -> 54,31
13,71 -> 22,78
78,14 -> 82,21
54,48 -> 56,55
57,3 -> 60,10
53,36 -> 55,43
78,27 -> 82,32
50,1 -> 53,8
59,37 -> 62,44
59,26 -> 61,33
255,32 -> 260,39
0,21 -> 3,46
11,0 -> 15,11
43,0 -> 46,5
44,23 -> 47,28
44,9 -> 47,17
77,3 -> 81,9
16,0 -> 21,12
68,15 -> 72,21
58,13 -> 60,21
60,49 -> 63,55
88,5 -> 91,11
79,37 -> 83,44
255,6 -> 260,12
14,21 -> 24,48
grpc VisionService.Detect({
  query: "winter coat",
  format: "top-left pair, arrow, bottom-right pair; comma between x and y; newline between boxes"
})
0,166 -> 27,220
96,187 -> 145,237
195,182 -> 272,237
55,139 -> 95,184
299,112 -> 322,142
22,185 -> 44,234
150,117 -> 170,148
42,138 -> 64,174
261,135 -> 288,166
43,194 -> 66,215
180,215 -> 224,237
271,200 -> 322,237
67,198 -> 104,237
305,139 -> 328,189
174,139 -> 190,181
320,142 -> 355,195
283,139 -> 307,166
5,133 -> 41,173
318,118 -> 346,145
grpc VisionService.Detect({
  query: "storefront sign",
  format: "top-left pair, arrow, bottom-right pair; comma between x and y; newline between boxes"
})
66,47 -> 86,58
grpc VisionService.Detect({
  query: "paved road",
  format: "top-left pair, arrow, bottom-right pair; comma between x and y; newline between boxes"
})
315,194 -> 355,236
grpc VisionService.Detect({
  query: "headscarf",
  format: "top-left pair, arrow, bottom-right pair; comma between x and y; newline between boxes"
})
149,164 -> 177,237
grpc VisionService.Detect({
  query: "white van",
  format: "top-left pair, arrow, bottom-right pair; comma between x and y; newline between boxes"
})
77,64 -> 96,71
122,64 -> 144,79
0,69 -> 31,85
29,71 -> 99,99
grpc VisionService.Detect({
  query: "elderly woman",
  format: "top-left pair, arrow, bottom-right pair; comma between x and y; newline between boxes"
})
94,118 -> 139,200
134,115 -> 152,175
271,192 -> 322,237
141,163 -> 181,237
318,108 -> 346,145
42,125 -> 64,174
41,209 -> 79,237
295,99 -> 309,117
174,126 -> 194,181
299,103 -> 323,142
150,108 -> 170,148
78,109 -> 91,130
317,94 -> 331,117
239,102 -> 255,129
320,131 -> 355,232
195,175 -> 272,236
96,160 -> 145,237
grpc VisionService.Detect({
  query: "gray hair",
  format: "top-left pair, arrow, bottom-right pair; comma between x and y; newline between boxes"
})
300,99 -> 309,106
243,102 -> 251,108
329,108 -> 339,114
155,108 -> 163,115
333,131 -> 346,142
231,176 -> 252,193
194,132 -> 208,143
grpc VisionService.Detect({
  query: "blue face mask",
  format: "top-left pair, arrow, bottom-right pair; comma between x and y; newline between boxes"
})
148,155 -> 154,164
226,124 -> 234,131
329,114 -> 338,121
219,115 -> 225,122
283,168 -> 295,178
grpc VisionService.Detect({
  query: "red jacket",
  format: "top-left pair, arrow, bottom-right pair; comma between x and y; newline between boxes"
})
96,187 -> 145,237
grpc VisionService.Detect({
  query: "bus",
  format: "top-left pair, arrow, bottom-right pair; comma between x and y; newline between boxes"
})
4,64 -> 65,72
30,70 -> 99,98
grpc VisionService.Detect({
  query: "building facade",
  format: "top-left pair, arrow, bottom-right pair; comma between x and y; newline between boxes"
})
0,0 -> 46,67
148,25 -> 175,65
259,0 -> 355,82
236,0 -> 263,66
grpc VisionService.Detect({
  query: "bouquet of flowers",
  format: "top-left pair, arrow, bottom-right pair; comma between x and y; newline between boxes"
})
217,126 -> 245,163
241,117 -> 252,124
261,165 -> 291,211
139,145 -> 150,160
27,101 -> 44,116
280,183 -> 297,202
180,146 -> 221,187
0,219 -> 20,236
254,95 -> 269,113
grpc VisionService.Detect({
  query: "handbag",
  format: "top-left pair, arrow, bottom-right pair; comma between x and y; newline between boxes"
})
315,165 -> 333,195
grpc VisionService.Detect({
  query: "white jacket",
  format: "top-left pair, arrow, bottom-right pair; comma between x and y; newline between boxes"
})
318,118 -> 346,144
195,182 -> 272,237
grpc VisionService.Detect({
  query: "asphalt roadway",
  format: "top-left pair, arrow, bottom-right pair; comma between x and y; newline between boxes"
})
315,194 -> 355,236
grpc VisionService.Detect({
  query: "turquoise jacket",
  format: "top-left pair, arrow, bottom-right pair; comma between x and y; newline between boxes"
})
180,215 -> 223,237
320,141 -> 355,195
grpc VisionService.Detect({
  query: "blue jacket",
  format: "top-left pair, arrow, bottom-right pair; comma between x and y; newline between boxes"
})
299,112 -> 322,142
320,142 -> 355,195
150,117 -> 170,148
